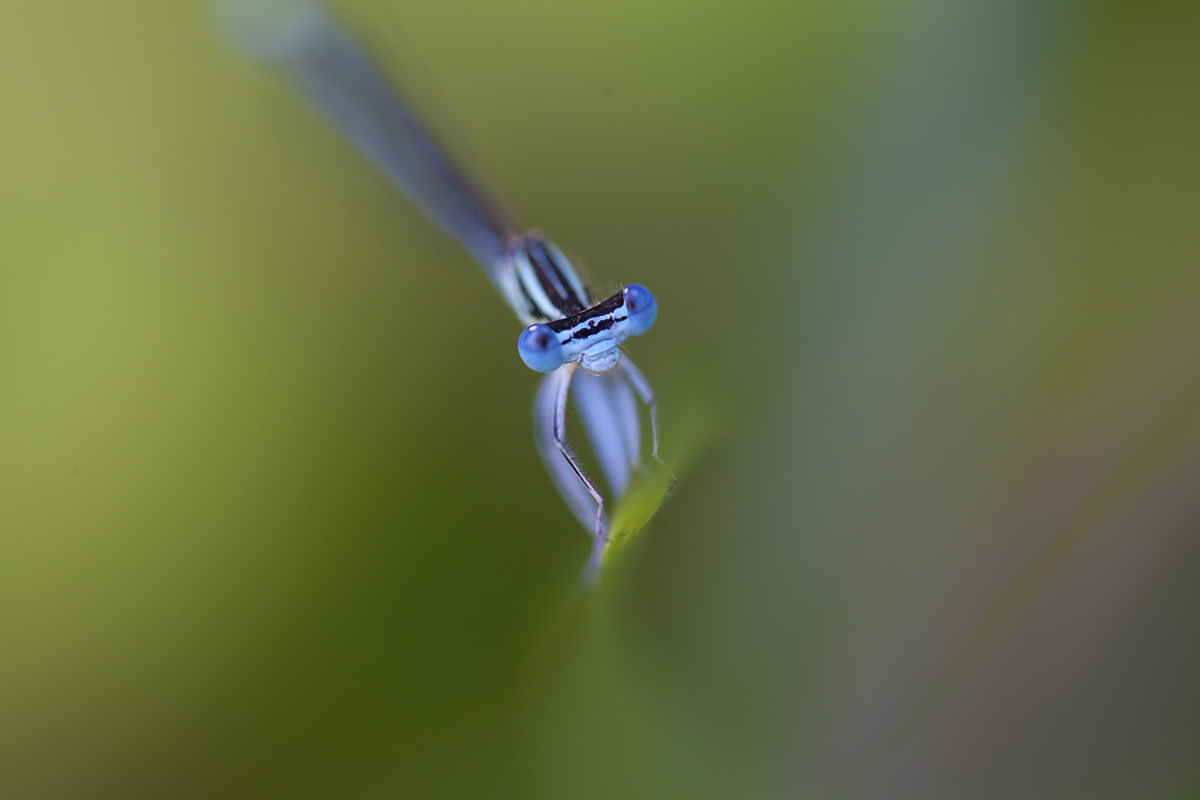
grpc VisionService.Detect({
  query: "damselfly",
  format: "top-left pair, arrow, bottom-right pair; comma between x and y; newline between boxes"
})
223,1 -> 671,581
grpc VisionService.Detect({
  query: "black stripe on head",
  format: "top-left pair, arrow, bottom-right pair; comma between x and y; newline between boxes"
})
546,290 -> 625,336
566,315 -> 616,343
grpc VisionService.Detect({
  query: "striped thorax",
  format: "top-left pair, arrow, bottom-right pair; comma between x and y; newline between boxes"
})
502,235 -> 591,324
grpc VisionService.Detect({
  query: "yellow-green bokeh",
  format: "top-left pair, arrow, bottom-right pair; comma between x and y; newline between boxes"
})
1,1 -> 1197,798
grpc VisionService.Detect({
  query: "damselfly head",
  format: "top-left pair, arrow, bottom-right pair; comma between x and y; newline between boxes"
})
515,283 -> 658,375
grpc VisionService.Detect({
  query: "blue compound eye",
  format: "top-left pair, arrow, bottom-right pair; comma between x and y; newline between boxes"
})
517,324 -> 565,372
623,284 -> 658,337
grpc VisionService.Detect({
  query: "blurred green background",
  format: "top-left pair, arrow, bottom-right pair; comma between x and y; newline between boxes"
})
2,1 -> 1198,797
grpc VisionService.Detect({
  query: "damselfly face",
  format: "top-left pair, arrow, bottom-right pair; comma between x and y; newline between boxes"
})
506,236 -> 657,375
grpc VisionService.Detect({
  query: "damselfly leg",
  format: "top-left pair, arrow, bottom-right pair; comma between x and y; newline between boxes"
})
619,359 -> 677,490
